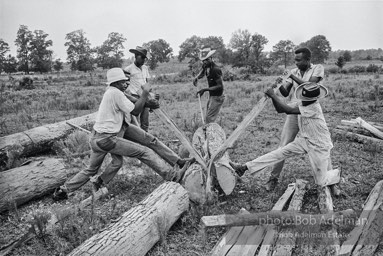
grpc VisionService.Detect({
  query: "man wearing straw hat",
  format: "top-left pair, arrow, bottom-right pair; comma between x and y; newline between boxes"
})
193,47 -> 225,123
53,68 -> 194,201
229,82 -> 341,196
124,46 -> 153,132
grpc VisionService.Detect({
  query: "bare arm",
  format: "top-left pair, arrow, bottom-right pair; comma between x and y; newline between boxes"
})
131,88 -> 150,116
265,88 -> 300,115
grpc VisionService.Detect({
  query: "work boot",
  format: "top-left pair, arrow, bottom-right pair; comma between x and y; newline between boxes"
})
265,178 -> 279,192
172,157 -> 196,183
176,157 -> 196,169
329,184 -> 341,197
229,162 -> 248,177
52,187 -> 68,201
90,176 -> 104,192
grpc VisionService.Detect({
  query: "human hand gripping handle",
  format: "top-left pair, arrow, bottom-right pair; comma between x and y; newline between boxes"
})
196,88 -> 206,97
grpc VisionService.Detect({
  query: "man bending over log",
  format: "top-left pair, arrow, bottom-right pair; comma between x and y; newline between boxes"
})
230,82 -> 340,196
53,68 -> 194,201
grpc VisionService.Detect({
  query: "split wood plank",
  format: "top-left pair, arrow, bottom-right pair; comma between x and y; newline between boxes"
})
211,181 -> 296,256
201,209 -> 354,229
332,128 -> 383,146
340,120 -> 383,132
268,179 -> 308,256
339,180 -> 383,256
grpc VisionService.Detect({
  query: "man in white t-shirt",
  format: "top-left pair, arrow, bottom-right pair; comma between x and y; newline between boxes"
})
124,46 -> 152,132
53,68 -> 194,201
265,47 -> 328,191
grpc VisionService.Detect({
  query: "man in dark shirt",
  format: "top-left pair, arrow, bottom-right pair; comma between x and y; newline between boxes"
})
193,47 -> 225,123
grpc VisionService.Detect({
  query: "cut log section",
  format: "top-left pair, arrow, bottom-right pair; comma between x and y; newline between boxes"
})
192,123 -> 236,195
68,182 -> 189,256
0,158 -> 69,213
339,180 -> 383,256
0,112 -> 97,168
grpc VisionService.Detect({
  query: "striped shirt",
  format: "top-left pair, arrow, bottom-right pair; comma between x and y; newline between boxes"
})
298,101 -> 333,150
288,64 -> 324,104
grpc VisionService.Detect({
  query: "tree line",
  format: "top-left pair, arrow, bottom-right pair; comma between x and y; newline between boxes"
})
0,25 -> 382,75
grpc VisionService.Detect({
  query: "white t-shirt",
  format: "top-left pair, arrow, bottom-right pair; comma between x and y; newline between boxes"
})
93,86 -> 135,134
124,63 -> 150,96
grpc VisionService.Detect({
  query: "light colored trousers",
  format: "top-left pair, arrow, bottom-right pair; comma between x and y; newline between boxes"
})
269,114 -> 300,180
64,124 -> 179,193
246,137 -> 332,186
206,95 -> 225,123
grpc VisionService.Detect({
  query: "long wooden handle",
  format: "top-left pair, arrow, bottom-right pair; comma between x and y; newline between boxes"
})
198,94 -> 205,125
153,108 -> 207,169
66,122 -> 91,134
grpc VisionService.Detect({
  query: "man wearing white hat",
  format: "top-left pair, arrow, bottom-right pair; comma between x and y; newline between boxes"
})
53,68 -> 194,201
193,47 -> 225,123
124,46 -> 152,132
230,82 -> 341,196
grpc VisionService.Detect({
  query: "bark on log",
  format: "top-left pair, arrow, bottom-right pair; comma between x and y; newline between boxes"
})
68,182 -> 189,256
0,158 -> 69,213
0,112 -> 97,167
332,128 -> 383,148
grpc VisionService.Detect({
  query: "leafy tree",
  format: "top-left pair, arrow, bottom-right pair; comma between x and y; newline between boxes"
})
65,29 -> 94,72
95,32 -> 126,69
250,33 -> 269,73
271,40 -> 295,68
53,59 -> 64,72
178,35 -> 228,72
143,39 -> 173,70
29,30 -> 53,73
299,35 -> 331,63
15,25 -> 33,73
2,54 -> 18,73
229,29 -> 253,68
335,56 -> 345,70
0,39 -> 10,73
343,50 -> 352,62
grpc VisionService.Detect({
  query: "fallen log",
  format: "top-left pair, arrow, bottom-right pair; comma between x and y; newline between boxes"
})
340,120 -> 383,132
339,180 -> 383,256
0,188 -> 109,256
353,117 -> 383,140
68,182 -> 189,256
0,158 -> 70,213
335,125 -> 373,137
332,128 -> 383,147
0,112 -> 97,168
201,209 -> 355,229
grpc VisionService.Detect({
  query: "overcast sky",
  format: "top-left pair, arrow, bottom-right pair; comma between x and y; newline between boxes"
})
1,0 -> 382,60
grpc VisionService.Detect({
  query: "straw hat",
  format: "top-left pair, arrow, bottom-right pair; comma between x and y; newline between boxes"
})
295,82 -> 328,101
199,47 -> 216,61
106,68 -> 129,85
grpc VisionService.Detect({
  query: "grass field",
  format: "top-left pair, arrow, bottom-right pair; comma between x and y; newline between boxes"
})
1,61 -> 383,255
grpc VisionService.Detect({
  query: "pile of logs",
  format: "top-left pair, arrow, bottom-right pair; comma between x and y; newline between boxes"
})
332,117 -> 383,146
